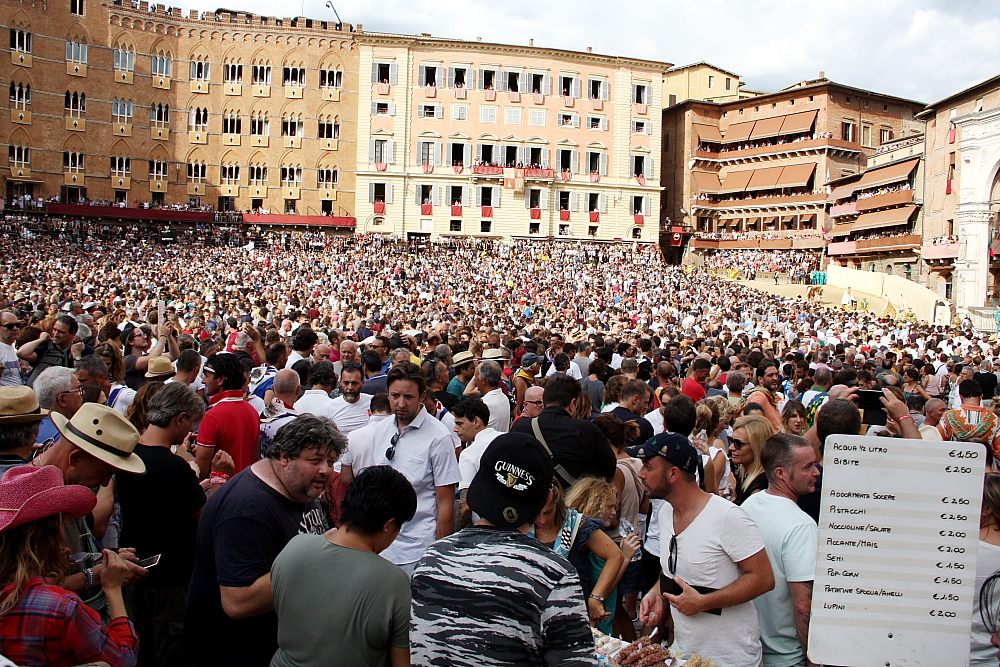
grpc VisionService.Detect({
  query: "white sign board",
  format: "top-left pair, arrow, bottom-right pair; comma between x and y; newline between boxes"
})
808,435 -> 984,667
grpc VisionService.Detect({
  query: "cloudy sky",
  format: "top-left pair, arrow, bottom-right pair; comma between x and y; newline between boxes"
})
187,0 -> 999,104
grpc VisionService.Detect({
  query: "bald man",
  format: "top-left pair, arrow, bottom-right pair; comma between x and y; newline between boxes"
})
513,386 -> 544,424
918,398 -> 946,441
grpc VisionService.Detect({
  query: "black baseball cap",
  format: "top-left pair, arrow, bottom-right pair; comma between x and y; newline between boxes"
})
467,433 -> 554,529
626,432 -> 700,475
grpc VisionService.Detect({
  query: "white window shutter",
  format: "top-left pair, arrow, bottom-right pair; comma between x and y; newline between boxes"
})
497,70 -> 506,92
572,150 -> 579,173
632,83 -> 638,103
468,69 -> 476,89
599,193 -> 607,213
433,186 -> 442,205
600,118 -> 609,131
387,102 -> 396,116
643,195 -> 651,215
495,187 -> 501,207
418,65 -> 426,85
524,190 -> 531,208
518,145 -> 526,165
476,186 -> 483,207
448,67 -> 455,87
388,63 -> 398,85
572,115 -> 581,128
645,157 -> 652,177
437,66 -> 446,87
599,153 -> 608,176
543,75 -> 551,95
601,81 -> 609,101
462,186 -> 470,207
463,143 -> 472,167
386,140 -> 395,164
572,77 -> 581,98
570,191 -> 579,211
435,142 -> 443,166
369,139 -> 376,162
542,148 -> 550,168
476,144 -> 483,162
629,155 -> 636,177
435,104 -> 444,118
368,182 -> 375,203
540,189 -> 548,209
478,68 -> 485,90
385,183 -> 393,204
415,187 -> 422,205
370,63 -> 378,83
371,101 -> 379,115
415,142 -> 424,166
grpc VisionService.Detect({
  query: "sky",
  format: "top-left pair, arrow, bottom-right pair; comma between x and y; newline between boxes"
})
187,0 -> 1000,104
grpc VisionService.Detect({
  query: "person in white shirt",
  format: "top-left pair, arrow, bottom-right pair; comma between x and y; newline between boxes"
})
74,355 -> 135,417
741,433 -> 820,667
340,392 -> 392,483
295,361 -> 337,417
0,311 -> 23,386
327,364 -> 372,435
259,369 -> 300,460
477,361 -> 510,433
371,363 -> 461,575
452,397 -> 501,528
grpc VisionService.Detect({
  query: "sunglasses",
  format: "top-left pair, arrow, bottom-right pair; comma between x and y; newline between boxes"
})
729,437 -> 749,449
385,433 -> 400,461
342,362 -> 364,370
668,534 -> 678,575
0,323 -> 19,330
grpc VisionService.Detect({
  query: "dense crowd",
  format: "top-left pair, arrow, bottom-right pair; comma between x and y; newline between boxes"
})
700,249 -> 822,279
0,217 -> 999,667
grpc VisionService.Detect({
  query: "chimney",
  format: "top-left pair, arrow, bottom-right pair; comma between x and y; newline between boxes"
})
819,71 -> 826,79
587,46 -> 593,53
529,39 -> 534,47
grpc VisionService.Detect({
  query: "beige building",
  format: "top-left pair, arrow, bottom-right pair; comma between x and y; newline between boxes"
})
663,62 -> 752,106
918,75 -> 1000,308
2,1 -> 360,227
353,35 -> 670,242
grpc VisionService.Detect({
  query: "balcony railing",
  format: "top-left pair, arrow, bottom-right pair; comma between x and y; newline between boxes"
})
692,137 -> 863,161
857,190 -> 915,212
854,234 -> 921,252
920,243 -> 960,260
696,193 -> 825,209
472,165 -> 503,175
829,201 -> 858,217
524,168 -> 554,178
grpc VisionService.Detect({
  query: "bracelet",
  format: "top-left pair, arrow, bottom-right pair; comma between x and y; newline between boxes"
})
897,414 -> 913,422
589,594 -> 606,602
210,472 -> 230,485
84,567 -> 94,590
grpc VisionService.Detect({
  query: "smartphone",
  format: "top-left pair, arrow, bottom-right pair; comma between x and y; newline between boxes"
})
856,389 -> 885,410
659,572 -> 723,615
137,554 -> 161,569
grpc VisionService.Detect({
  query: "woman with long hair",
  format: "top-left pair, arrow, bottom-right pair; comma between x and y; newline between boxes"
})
692,402 -> 726,495
124,382 -> 164,434
972,473 -> 1000,665
0,465 -> 137,666
780,400 -> 807,435
729,414 -> 775,505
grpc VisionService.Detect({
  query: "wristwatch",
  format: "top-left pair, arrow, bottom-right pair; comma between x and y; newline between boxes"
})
589,594 -> 606,602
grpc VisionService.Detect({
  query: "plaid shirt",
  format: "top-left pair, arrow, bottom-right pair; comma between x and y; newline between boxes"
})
0,578 -> 138,667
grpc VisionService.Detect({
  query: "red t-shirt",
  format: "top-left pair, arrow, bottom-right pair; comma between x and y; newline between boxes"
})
681,377 -> 706,403
196,390 -> 261,474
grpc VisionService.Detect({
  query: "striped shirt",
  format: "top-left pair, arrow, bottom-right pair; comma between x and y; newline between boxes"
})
410,526 -> 593,667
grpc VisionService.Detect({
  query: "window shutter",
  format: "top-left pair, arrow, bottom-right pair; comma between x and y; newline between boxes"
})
570,191 -> 579,211
386,140 -> 395,164
415,142 -> 424,166
415,187 -> 422,205
518,145 -> 527,165
572,115 -> 581,128
541,148 -> 550,168
387,102 -> 396,116
418,65 -> 426,85
599,193 -> 607,213
435,104 -> 444,118
433,186 -> 442,206
476,185 -> 483,207
572,150 -> 579,173
572,77 -> 581,98
388,63 -> 398,85
463,143 -> 472,167
643,195 -> 651,215
629,155 -> 636,177
540,189 -> 548,209
435,142 -> 443,166
495,187 -> 501,207
644,156 -> 652,177
543,75 -> 552,95
524,190 -> 531,208
437,67 -> 446,88
497,70 -> 507,92
448,67 -> 455,87
600,81 -> 609,101
476,144 -> 483,163
478,69 -> 485,90
369,138 -> 376,162
599,153 -> 608,176
631,83 -> 638,103
600,118 -> 609,131
385,183 -> 393,204
370,102 -> 377,115
368,182 -> 375,203
468,69 -> 476,90
462,186 -> 470,207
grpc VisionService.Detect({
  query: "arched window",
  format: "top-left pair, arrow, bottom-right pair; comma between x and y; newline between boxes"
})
252,60 -> 271,84
187,161 -> 207,182
110,156 -> 131,176
220,163 -> 240,183
319,68 -> 342,89
64,90 -> 86,116
63,151 -> 85,172
151,103 -> 169,126
149,159 -> 168,179
65,40 -> 87,63
280,165 -> 302,185
8,83 -> 30,108
282,62 -> 305,86
112,98 -> 133,122
189,107 -> 208,131
317,168 -> 337,186
223,60 -> 243,83
114,45 -> 135,71
250,112 -> 269,136
190,56 -> 210,81
222,111 -> 241,134
318,115 -> 340,139
248,164 -> 267,185
281,113 -> 302,137
152,51 -> 172,77
8,145 -> 30,166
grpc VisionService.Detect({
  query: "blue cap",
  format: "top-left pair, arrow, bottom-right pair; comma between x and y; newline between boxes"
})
625,432 -> 701,475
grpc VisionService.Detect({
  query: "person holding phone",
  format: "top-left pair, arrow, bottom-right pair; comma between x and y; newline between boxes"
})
634,432 -> 774,667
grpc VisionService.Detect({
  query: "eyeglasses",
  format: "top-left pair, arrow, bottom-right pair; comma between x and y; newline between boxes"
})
342,362 -> 364,371
60,387 -> 85,397
525,400 -> 543,406
729,437 -> 749,449
0,323 -> 19,330
668,534 -> 678,574
385,433 -> 400,461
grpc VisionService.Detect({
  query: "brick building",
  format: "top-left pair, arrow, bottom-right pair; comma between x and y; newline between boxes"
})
662,77 -> 924,260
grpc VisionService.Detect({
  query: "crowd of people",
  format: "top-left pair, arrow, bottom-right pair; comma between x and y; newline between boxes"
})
696,130 -> 838,155
700,248 -> 822,280
0,217 -> 999,667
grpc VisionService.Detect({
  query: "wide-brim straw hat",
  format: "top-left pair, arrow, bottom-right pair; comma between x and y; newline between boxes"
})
0,386 -> 49,424
52,403 -> 145,474
0,465 -> 96,534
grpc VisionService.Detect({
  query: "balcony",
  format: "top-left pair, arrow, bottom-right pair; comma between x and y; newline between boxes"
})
253,85 -> 270,97
190,79 -> 209,94
473,165 -> 503,175
692,137 -> 862,162
67,62 -> 87,77
854,234 -> 920,253
152,127 -> 169,141
63,172 -> 84,186
11,110 -> 31,125
696,193 -> 824,209
225,83 -> 242,96
827,240 -> 857,256
857,189 -> 915,212
829,201 -> 858,217
322,89 -> 341,102
525,168 -> 554,179
65,117 -> 85,131
921,243 -> 960,260
153,76 -> 170,90
115,70 -> 133,84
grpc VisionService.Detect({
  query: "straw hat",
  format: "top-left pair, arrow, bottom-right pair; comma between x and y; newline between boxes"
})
0,465 -> 96,534
0,386 -> 49,424
482,348 -> 505,361
451,351 -> 476,368
51,403 -> 145,474
144,356 -> 176,379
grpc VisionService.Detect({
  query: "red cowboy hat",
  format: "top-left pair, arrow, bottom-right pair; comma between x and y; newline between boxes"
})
0,465 -> 96,534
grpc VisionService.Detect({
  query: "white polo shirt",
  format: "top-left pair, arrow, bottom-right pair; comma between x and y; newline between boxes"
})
340,413 -> 392,474
294,389 -> 335,418
481,388 -> 511,433
371,406 -> 462,566
457,427 -> 501,489
326,393 -> 373,434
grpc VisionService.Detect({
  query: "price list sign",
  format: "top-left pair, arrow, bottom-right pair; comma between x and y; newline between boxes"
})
808,435 -> 984,667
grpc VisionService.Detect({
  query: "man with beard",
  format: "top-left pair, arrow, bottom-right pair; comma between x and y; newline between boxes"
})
743,359 -> 783,430
635,432 -> 774,667
371,363 -> 461,575
184,414 -> 346,667
327,363 -> 372,434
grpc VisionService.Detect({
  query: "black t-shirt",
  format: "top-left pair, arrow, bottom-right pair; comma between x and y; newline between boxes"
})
975,371 -> 999,400
610,406 -> 654,449
183,466 -> 326,667
116,444 -> 205,587
124,354 -> 147,390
